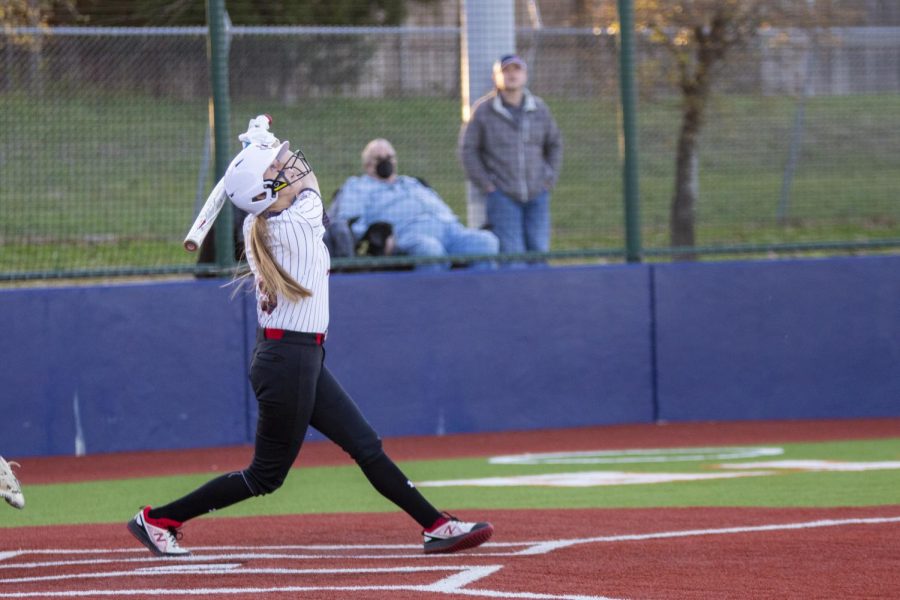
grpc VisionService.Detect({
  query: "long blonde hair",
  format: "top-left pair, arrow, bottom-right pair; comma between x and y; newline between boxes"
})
248,214 -> 312,302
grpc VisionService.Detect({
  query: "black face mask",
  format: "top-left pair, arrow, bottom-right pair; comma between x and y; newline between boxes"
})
375,157 -> 394,179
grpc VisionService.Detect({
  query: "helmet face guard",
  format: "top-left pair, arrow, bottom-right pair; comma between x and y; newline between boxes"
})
267,148 -> 312,195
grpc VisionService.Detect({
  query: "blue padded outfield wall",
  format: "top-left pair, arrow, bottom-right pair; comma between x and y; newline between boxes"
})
315,266 -> 654,439
0,282 -> 251,457
1,255 -> 898,457
654,256 -> 900,421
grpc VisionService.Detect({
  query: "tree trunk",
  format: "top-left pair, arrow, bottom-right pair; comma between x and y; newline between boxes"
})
666,8 -> 738,260
670,99 -> 703,260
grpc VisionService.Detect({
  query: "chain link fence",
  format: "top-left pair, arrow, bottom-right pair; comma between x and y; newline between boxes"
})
635,26 -> 900,255
1,27 -> 211,279
1,18 -> 899,280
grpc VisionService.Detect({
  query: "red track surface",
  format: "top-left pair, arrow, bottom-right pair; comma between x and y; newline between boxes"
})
2,508 -> 899,599
2,419 -> 899,599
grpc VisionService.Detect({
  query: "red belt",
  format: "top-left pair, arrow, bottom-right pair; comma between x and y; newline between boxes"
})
263,328 -> 325,345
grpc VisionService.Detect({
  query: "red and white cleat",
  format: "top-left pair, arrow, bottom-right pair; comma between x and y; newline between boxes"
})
127,506 -> 191,557
423,512 -> 494,554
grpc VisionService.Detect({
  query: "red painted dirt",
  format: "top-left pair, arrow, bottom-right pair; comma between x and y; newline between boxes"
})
2,419 -> 899,599
2,507 -> 898,599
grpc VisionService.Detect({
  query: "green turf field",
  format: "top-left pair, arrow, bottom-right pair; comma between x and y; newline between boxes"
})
4,438 -> 898,528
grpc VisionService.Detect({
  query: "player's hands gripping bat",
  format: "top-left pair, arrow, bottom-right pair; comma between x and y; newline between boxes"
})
183,114 -> 279,252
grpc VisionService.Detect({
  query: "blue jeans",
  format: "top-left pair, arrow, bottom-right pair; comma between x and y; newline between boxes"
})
486,190 -> 550,255
401,226 -> 499,271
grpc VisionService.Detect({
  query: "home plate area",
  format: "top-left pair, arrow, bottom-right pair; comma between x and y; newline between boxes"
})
2,508 -> 899,599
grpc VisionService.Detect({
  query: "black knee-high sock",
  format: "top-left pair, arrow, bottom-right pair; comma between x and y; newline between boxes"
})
359,453 -> 442,528
148,471 -> 255,524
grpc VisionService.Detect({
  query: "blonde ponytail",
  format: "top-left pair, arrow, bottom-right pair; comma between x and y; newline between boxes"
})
248,215 -> 312,302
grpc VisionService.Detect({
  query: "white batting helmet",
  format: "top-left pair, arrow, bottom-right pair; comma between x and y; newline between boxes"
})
223,141 -> 289,215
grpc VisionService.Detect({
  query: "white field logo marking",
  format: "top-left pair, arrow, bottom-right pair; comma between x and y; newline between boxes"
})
422,446 -> 783,488
414,447 -> 900,489
418,471 -> 771,488
488,446 -> 784,465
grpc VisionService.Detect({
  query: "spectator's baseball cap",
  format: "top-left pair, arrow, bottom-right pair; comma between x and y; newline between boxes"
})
498,54 -> 526,70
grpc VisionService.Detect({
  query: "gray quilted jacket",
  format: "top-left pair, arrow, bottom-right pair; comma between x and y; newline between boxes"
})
459,89 -> 563,202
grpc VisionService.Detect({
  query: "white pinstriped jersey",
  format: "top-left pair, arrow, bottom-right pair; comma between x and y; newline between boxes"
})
243,188 -> 330,334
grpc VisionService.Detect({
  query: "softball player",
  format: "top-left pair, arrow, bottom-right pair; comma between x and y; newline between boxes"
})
127,140 -> 493,557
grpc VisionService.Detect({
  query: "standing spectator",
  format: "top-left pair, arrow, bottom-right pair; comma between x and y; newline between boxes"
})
459,54 -> 563,257
333,138 -> 498,270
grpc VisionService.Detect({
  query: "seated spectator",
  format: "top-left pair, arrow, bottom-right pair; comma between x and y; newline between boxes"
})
332,138 -> 499,271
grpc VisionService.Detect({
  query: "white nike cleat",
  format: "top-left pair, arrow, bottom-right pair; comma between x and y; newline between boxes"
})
0,456 -> 24,509
127,506 -> 191,557
423,512 -> 494,554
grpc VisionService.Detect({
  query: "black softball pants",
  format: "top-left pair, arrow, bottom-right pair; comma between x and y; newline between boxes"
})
150,331 -> 442,528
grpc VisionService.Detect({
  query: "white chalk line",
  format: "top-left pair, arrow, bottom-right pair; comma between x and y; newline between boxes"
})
0,542 -> 538,567
2,515 -> 899,600
0,564 -> 611,600
0,564 -> 488,584
0,541 -> 534,558
136,563 -> 242,572
0,544 -> 420,555
513,515 -> 900,555
0,550 -> 532,571
0,583 -> 615,600
4,517 -> 900,563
